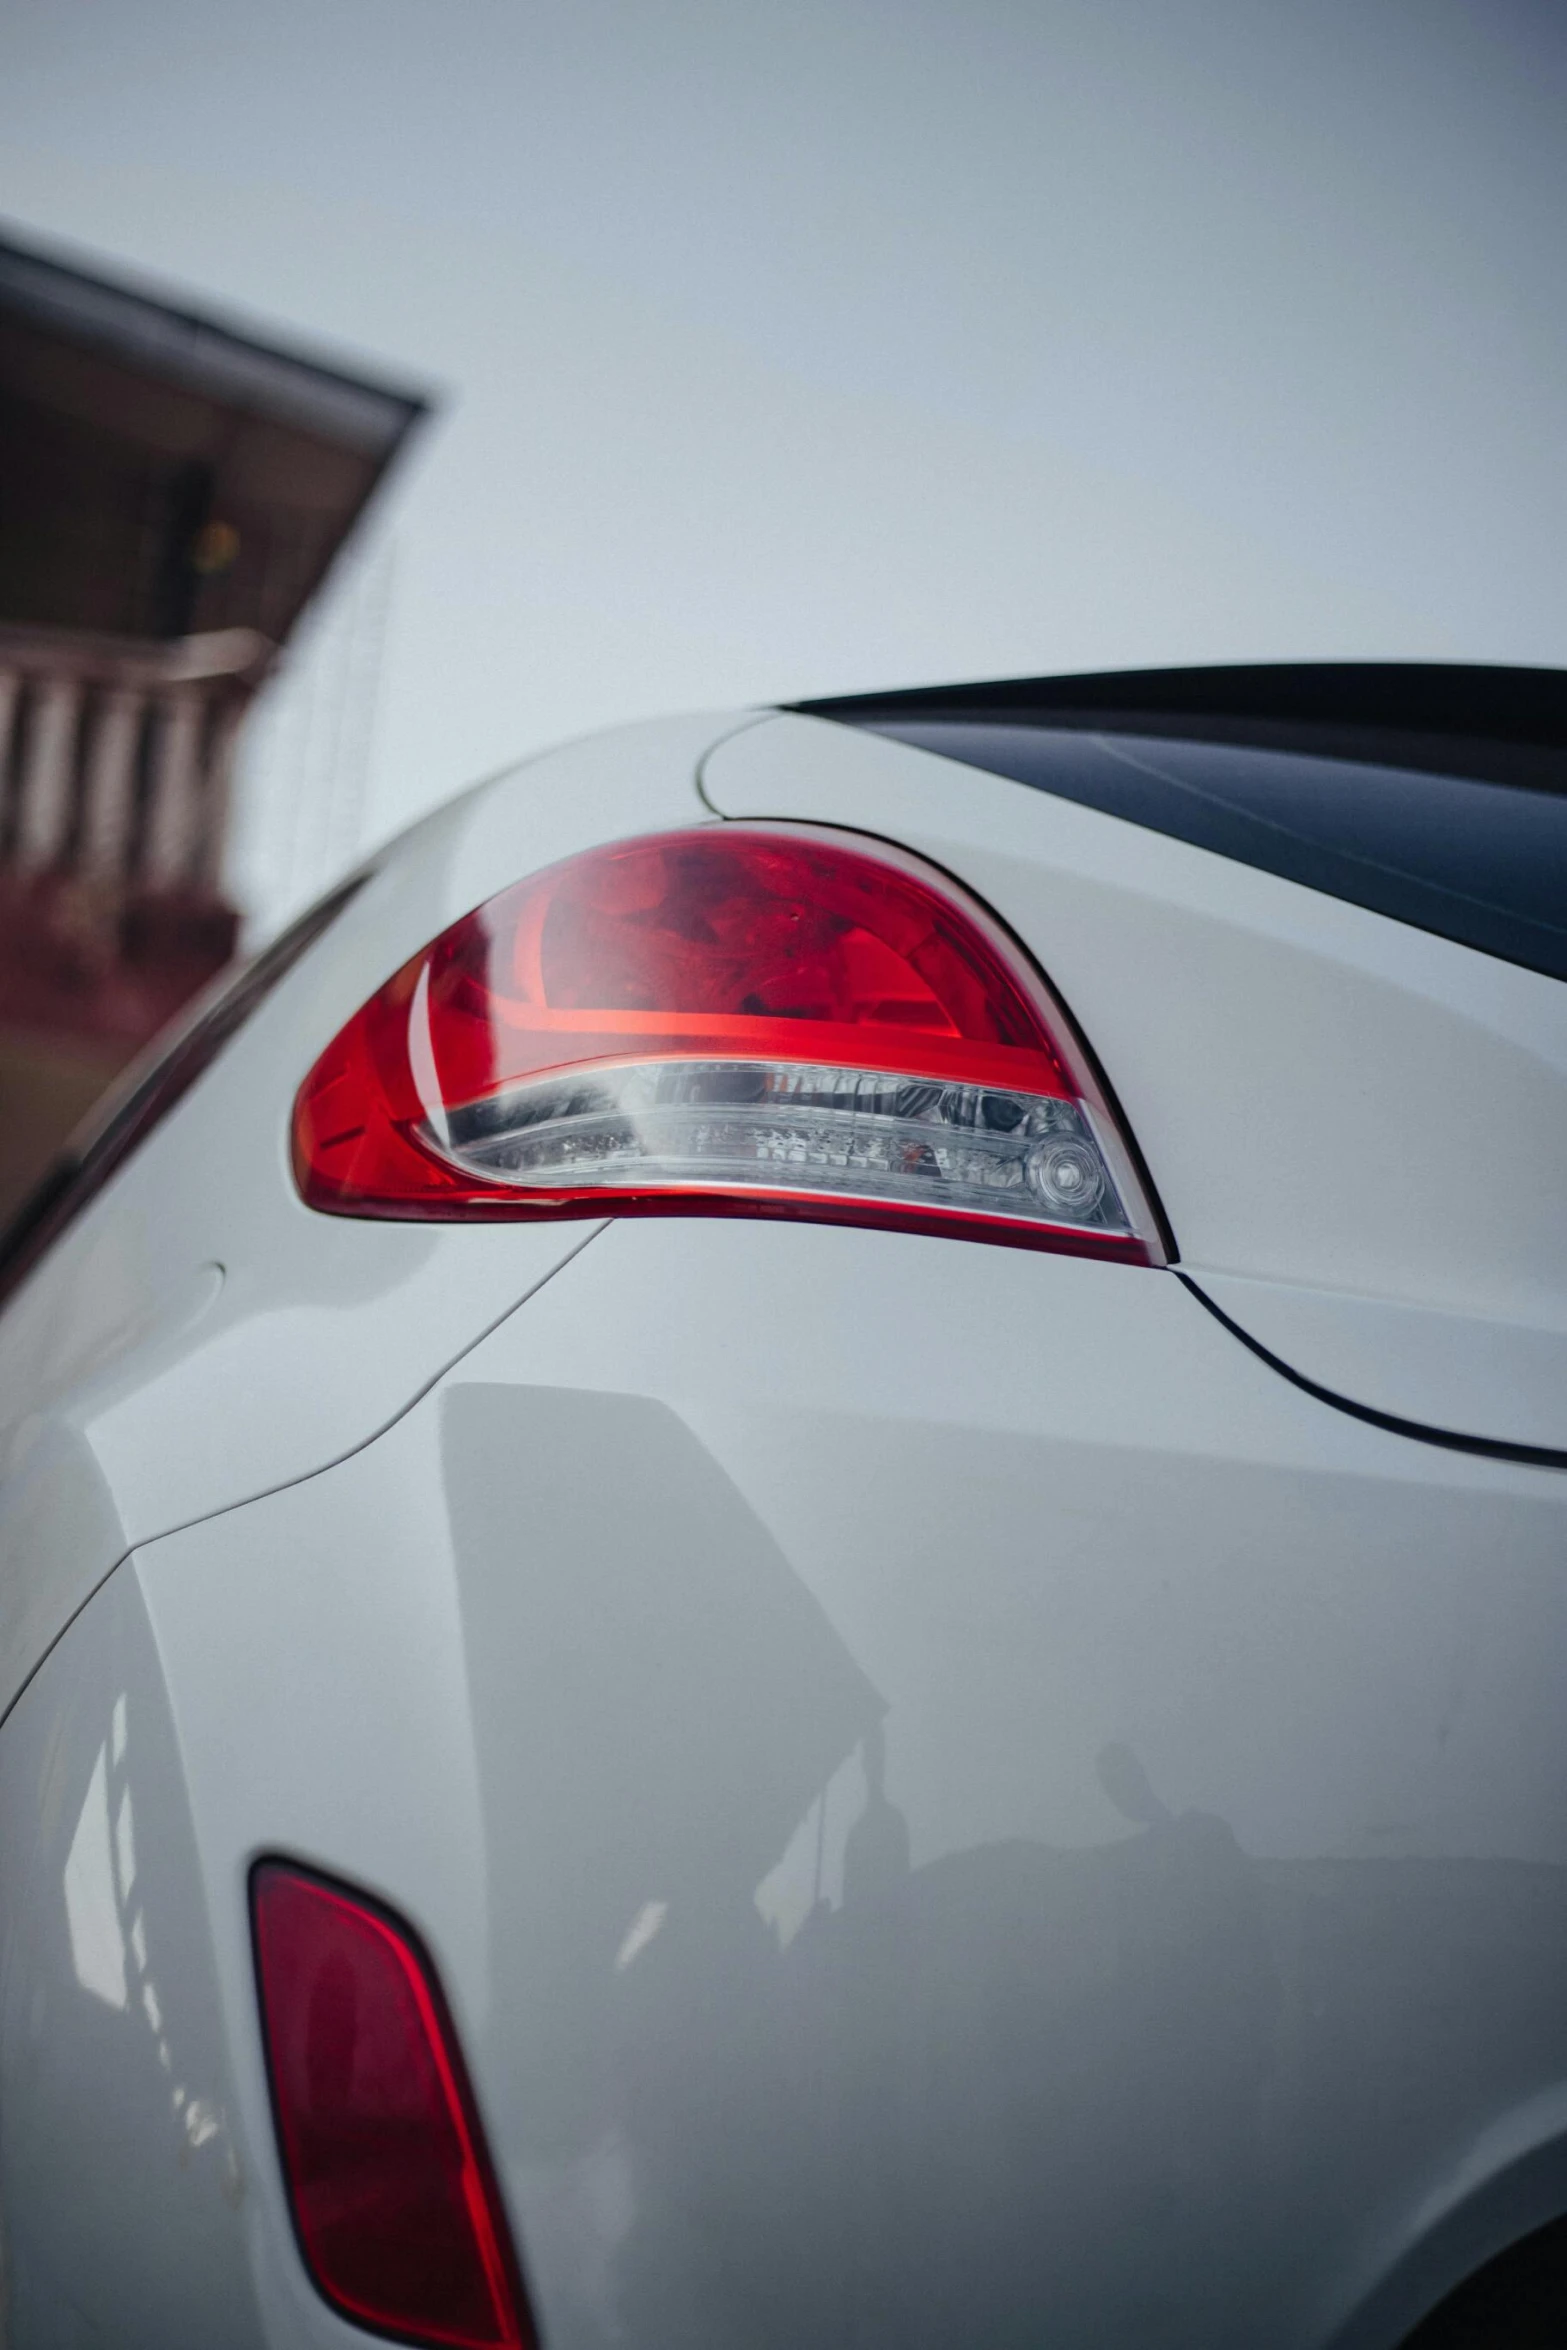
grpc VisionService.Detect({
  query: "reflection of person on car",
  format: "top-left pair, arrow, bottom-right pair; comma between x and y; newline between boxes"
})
843,1720 -> 911,1912
1094,1739 -> 1281,2319
1095,1738 -> 1174,1827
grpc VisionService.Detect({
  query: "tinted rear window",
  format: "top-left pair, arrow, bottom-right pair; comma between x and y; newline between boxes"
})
851,720 -> 1567,983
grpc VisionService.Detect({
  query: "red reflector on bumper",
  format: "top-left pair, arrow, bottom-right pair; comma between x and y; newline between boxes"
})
252,1862 -> 532,2349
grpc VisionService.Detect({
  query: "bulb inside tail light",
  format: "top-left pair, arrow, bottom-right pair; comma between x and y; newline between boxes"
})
252,1862 -> 533,2350
293,824 -> 1161,1260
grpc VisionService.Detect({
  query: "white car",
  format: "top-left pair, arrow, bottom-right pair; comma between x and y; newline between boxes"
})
1,662 -> 1564,2350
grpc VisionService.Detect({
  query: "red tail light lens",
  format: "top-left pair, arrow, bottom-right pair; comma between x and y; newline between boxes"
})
293,824 -> 1160,1260
252,1862 -> 532,2350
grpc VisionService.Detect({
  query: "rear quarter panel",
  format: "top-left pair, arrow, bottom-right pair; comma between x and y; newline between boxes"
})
117,1219 -> 1567,2350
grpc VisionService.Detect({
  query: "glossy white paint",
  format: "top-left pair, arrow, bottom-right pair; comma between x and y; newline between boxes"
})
2,698 -> 1565,2348
0,1548 -> 416,2350
1191,1269 -> 1567,1454
0,1555 -> 269,2347
700,713 -> 1567,1444
97,1217 -> 1567,2350
0,711 -> 744,1724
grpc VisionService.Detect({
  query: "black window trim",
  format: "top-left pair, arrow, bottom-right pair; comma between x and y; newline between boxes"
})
791,662 -> 1567,985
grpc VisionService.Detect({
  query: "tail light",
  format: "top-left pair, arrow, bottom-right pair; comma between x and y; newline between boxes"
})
293,824 -> 1161,1260
252,1862 -> 533,2350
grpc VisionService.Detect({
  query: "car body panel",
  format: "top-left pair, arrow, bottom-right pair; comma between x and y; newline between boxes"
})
4,687 -> 1566,2349
91,1218 -> 1567,2350
700,712 -> 1567,1450
0,1554 -> 269,2349
1189,1269 -> 1567,1455
0,712 -> 742,1727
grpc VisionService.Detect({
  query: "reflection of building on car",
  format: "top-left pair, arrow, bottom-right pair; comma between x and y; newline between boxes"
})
0,225 -> 427,1217
0,662 -> 1565,2348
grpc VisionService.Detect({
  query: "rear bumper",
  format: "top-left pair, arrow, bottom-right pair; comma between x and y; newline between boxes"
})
7,1219 -> 1567,2348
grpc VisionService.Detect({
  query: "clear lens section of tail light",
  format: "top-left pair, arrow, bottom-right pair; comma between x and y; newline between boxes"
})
293,824 -> 1162,1261
251,1862 -> 533,2350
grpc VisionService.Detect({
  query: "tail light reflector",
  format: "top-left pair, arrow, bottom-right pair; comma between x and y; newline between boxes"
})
293,824 -> 1160,1260
252,1862 -> 532,2350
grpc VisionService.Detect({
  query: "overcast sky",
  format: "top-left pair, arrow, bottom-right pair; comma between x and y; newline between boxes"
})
2,0 -> 1564,924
